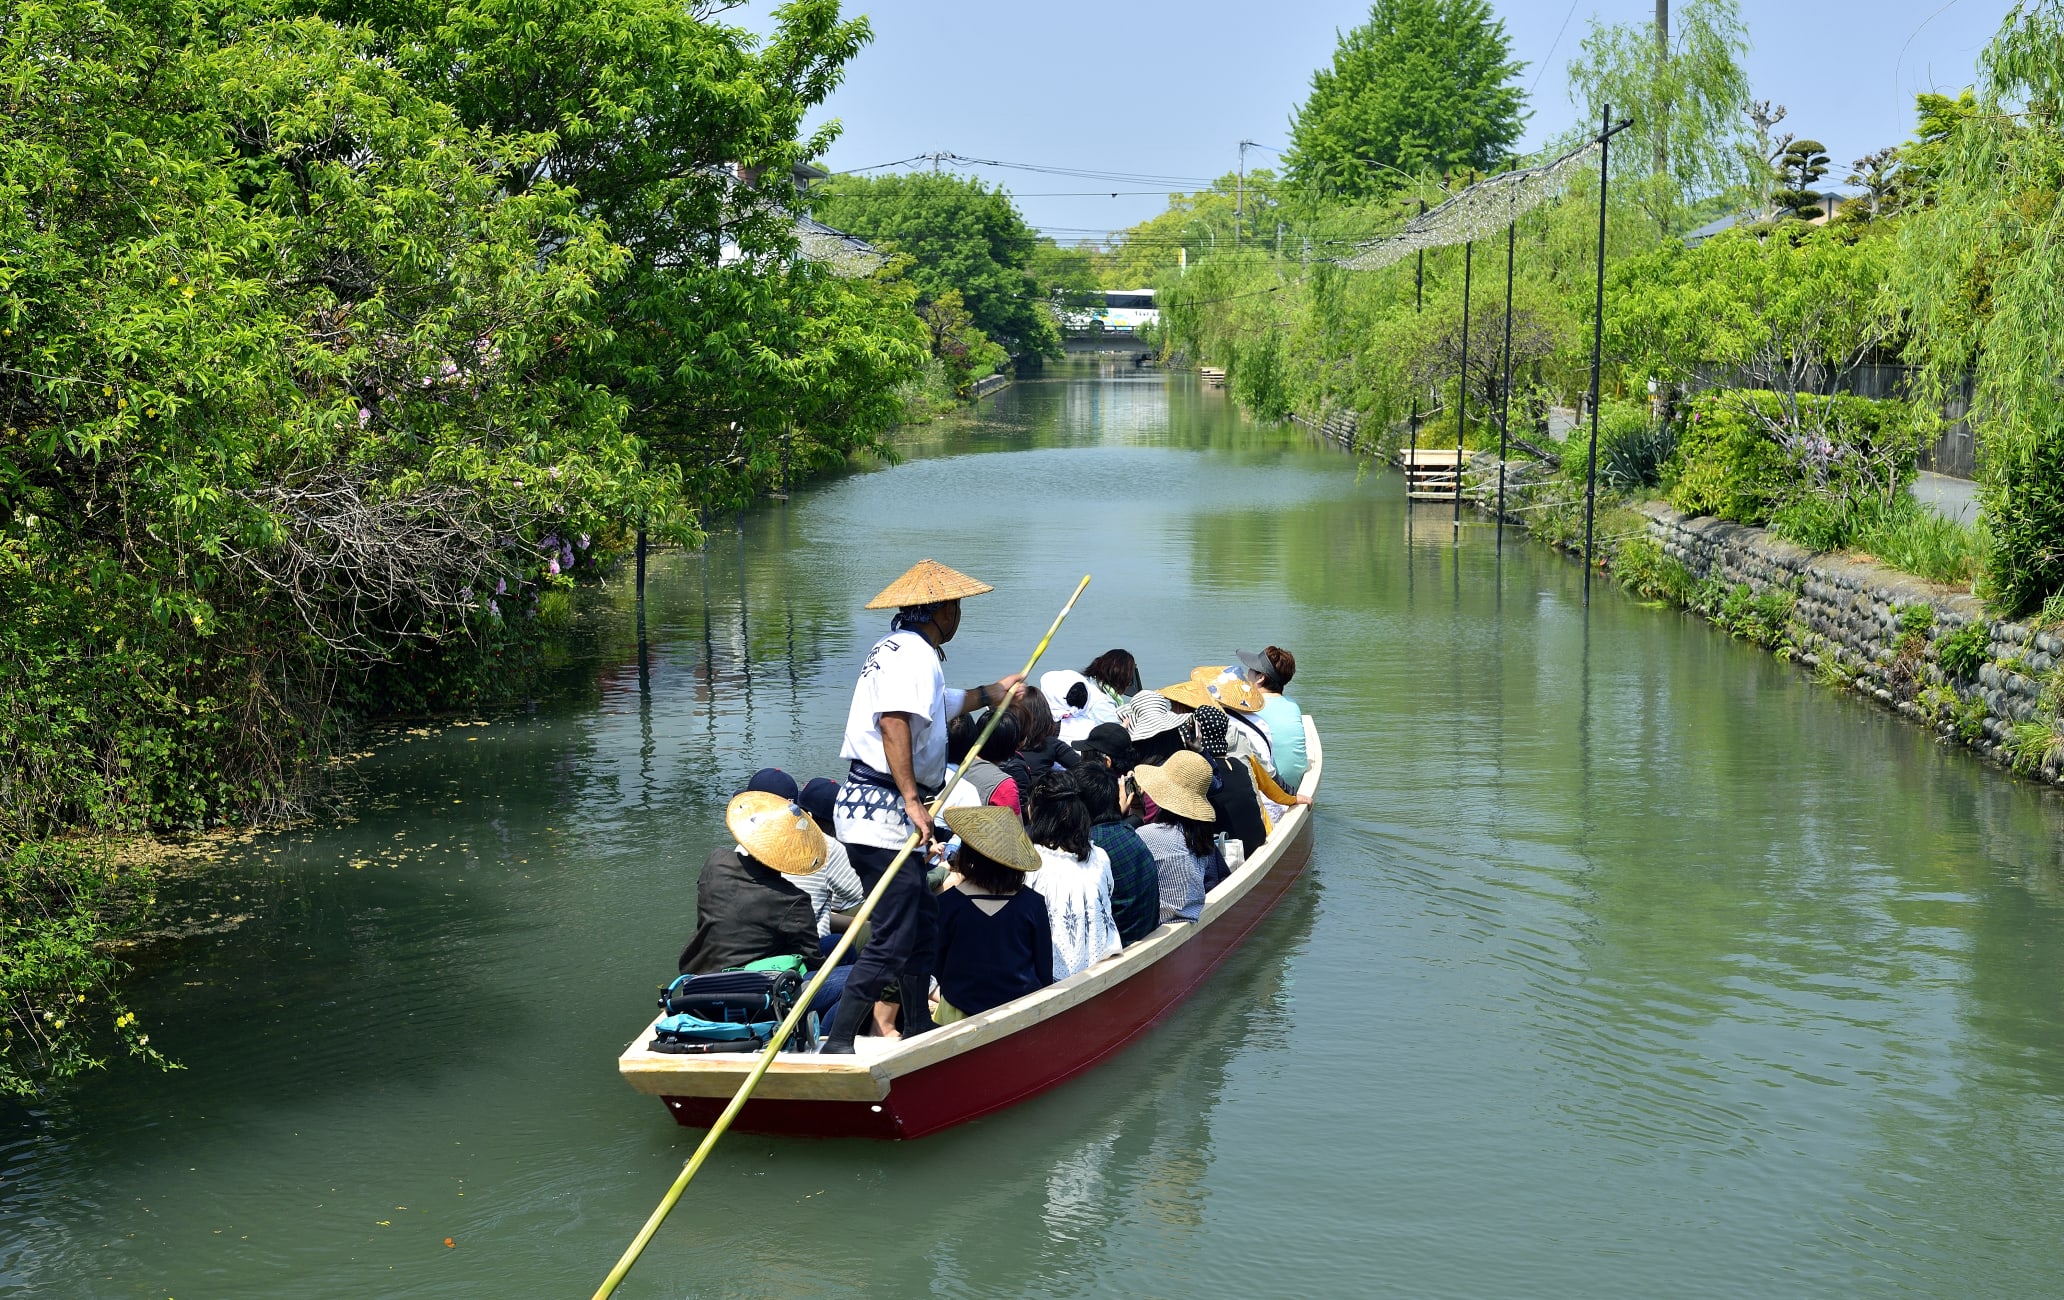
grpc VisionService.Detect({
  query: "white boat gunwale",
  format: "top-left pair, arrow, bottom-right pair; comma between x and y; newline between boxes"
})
616,716 -> 1324,1104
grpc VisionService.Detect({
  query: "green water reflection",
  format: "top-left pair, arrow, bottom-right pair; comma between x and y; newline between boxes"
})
7,359 -> 2064,1297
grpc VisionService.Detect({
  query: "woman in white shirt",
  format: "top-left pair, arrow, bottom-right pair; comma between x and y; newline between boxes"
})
1021,771 -> 1121,979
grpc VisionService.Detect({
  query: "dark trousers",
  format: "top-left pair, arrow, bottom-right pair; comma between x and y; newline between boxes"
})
834,842 -> 937,1013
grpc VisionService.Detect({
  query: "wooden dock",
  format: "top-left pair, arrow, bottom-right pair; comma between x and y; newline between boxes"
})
1394,447 -> 1476,501
1199,366 -> 1226,387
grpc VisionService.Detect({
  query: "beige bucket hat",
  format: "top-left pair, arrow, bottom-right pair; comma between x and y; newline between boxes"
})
725,791 -> 828,875
864,559 -> 995,610
941,805 -> 1041,873
1132,751 -> 1217,822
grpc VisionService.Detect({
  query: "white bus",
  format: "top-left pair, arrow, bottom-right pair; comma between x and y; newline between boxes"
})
1062,289 -> 1159,334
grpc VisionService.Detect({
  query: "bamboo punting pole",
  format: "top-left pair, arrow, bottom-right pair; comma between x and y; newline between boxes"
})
590,575 -> 1094,1300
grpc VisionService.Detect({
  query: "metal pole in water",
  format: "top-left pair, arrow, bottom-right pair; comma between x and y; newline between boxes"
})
1497,218 -> 1516,549
1455,240 -> 1472,533
1583,104 -> 1614,606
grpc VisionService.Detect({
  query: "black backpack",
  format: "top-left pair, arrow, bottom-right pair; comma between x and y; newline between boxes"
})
650,969 -> 816,1054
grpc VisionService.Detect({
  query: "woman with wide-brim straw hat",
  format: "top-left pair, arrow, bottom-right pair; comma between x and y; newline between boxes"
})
1186,666 -> 1278,775
824,559 -> 1028,1054
930,806 -> 1054,1024
1129,752 -> 1226,925
676,791 -> 854,1020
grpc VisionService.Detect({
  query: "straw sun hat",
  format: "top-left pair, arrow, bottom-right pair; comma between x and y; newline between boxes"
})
1178,668 -> 1262,713
1132,751 -> 1217,822
725,791 -> 828,875
941,805 -> 1041,873
864,559 -> 995,610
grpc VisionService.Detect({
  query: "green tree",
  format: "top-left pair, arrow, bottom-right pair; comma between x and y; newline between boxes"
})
811,172 -> 1062,359
1284,0 -> 1526,201
313,0 -> 903,520
0,0 -> 660,1093
1899,1 -> 2064,614
1772,139 -> 1831,220
1568,0 -> 1752,233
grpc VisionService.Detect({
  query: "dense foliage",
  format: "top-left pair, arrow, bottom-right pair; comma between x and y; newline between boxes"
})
1897,0 -> 2064,614
812,172 -> 1064,366
1566,0 -> 1751,234
1284,0 -> 1526,201
0,0 -> 921,1095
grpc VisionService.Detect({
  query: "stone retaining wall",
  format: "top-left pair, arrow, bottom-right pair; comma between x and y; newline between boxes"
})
1641,504 -> 2063,787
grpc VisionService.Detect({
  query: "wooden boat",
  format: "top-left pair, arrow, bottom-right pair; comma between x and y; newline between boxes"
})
616,718 -> 1323,1139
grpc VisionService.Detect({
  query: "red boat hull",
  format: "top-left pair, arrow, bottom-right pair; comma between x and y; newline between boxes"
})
659,814 -> 1314,1139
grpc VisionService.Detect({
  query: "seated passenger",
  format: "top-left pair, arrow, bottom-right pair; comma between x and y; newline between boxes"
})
1073,761 -> 1160,946
1188,705 -> 1269,862
1082,648 -> 1143,707
1022,771 -> 1122,979
1001,691 -> 1081,794
794,778 -> 865,957
946,711 -> 1023,813
1076,722 -> 1138,776
931,805 -> 1055,1022
1130,752 -> 1226,922
678,790 -> 850,1017
1193,670 -> 1277,776
1118,689 -> 1188,768
1238,646 -> 1307,790
1040,668 -> 1120,742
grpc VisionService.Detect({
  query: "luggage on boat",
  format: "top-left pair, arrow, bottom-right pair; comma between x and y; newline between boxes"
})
651,969 -> 816,1054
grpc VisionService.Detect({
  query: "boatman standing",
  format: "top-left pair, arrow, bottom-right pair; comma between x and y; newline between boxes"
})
821,560 -> 1025,1054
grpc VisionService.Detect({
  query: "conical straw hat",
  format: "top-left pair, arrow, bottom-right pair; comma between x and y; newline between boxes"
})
1157,679 -> 1212,710
941,805 -> 1041,873
725,791 -> 828,875
1186,665 -> 1261,712
864,559 -> 995,610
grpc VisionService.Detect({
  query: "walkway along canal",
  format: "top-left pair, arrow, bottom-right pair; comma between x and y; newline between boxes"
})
8,360 -> 2064,1297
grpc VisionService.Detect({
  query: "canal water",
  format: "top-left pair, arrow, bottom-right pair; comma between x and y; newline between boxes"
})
8,360 -> 2064,1297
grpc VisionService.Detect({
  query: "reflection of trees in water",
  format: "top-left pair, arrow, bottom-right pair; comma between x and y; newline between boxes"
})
897,878 -> 1321,1294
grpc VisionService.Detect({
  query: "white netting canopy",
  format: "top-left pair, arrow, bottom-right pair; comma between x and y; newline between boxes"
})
1332,140 -> 1602,271
793,214 -> 889,278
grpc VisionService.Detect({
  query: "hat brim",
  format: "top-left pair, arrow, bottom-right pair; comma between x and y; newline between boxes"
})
940,806 -> 1041,872
864,559 -> 995,610
1132,760 -> 1216,822
725,793 -> 828,875
1234,648 -> 1278,683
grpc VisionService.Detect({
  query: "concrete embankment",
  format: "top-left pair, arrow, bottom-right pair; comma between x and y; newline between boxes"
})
1294,412 -> 2062,789
1641,505 -> 2063,788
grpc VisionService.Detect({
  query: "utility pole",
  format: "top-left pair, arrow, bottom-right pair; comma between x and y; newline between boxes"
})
1654,0 -> 1670,180
1236,139 -> 1255,246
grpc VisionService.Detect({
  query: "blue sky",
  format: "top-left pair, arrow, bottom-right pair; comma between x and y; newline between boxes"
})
746,1 -> 2001,239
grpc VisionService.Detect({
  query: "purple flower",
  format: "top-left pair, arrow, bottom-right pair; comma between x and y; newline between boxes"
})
489,599 -> 501,618
357,407 -> 371,427
577,534 -> 589,550
561,546 -> 574,570
548,557 -> 560,575
496,577 -> 507,595
459,587 -> 473,602
549,466 -> 561,480
541,534 -> 559,551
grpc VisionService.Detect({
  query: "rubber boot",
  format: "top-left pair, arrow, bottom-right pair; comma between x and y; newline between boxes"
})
899,970 -> 936,1038
818,990 -> 873,1055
